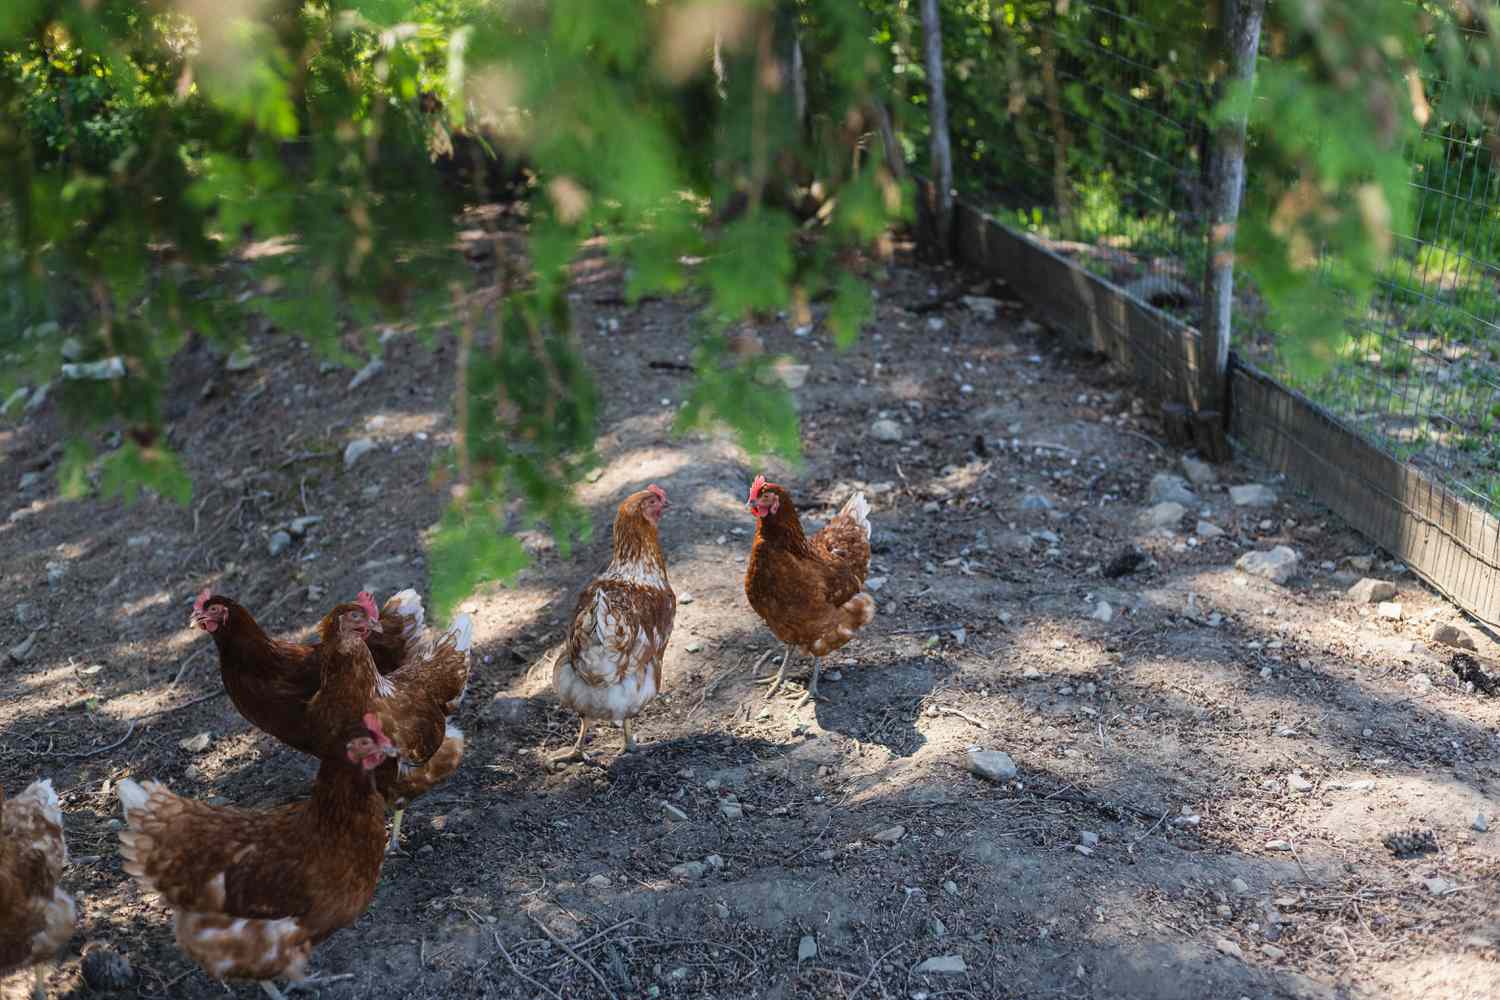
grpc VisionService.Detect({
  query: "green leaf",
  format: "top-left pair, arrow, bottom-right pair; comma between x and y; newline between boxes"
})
826,272 -> 873,348
701,214 -> 796,322
58,439 -> 96,501
677,335 -> 802,462
428,503 -> 529,622
98,442 -> 192,506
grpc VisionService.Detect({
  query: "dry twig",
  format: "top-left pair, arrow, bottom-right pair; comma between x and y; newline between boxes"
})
493,931 -> 563,1000
527,912 -> 617,1000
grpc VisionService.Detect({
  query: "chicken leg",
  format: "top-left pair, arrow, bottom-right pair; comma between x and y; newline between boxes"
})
32,964 -> 52,1000
621,718 -> 638,753
756,644 -> 796,698
790,657 -> 823,710
548,718 -> 595,768
386,807 -> 408,856
280,974 -> 356,997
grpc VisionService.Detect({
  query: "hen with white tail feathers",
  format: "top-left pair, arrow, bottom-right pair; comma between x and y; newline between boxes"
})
745,478 -> 876,708
1,779 -> 75,999
114,725 -> 397,998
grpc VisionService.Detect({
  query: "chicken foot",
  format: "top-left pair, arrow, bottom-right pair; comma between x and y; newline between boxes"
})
547,718 -> 596,769
32,964 -> 52,1000
790,657 -> 823,710
264,973 -> 356,999
754,644 -> 795,698
386,807 -> 409,857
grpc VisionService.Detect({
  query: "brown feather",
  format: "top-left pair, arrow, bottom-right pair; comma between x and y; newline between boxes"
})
554,488 -> 676,723
0,781 -> 75,979
745,484 -> 875,656
197,592 -> 424,757
116,755 -> 387,983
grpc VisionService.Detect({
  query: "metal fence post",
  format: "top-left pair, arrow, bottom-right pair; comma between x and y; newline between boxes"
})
919,0 -> 953,258
1196,0 -> 1265,460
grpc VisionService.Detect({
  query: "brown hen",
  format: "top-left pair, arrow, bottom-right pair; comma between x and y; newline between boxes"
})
189,588 -> 426,756
1,780 -> 75,1000
745,475 -> 875,708
116,719 -> 398,1000
303,593 -> 472,852
549,484 -> 676,766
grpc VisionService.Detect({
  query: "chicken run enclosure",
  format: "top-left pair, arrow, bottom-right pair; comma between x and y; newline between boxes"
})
924,0 -> 1500,632
14,3 -> 1500,999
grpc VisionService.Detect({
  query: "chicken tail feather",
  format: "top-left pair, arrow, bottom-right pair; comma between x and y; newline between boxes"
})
116,778 -> 152,821
837,491 -> 872,542
447,614 -> 474,654
17,778 -> 63,828
810,592 -> 877,656
384,589 -> 427,642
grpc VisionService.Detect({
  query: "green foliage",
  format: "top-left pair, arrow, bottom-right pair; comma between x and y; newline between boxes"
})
427,502 -> 529,621
678,335 -> 802,462
99,440 -> 192,505
0,0 -> 904,619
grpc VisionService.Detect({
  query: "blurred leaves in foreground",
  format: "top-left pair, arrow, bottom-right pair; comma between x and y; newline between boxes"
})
0,0 -> 907,619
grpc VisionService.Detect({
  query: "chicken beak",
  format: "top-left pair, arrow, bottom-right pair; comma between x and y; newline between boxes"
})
365,618 -> 385,635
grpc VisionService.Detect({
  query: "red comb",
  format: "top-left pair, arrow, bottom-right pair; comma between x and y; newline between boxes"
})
362,711 -> 392,747
193,588 -> 210,613
749,474 -> 767,500
647,484 -> 667,503
356,591 -> 379,620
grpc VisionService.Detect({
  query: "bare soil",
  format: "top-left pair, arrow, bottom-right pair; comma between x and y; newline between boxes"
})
3,232 -> 1500,1000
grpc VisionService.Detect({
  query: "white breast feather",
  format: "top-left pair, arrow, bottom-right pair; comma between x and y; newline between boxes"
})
554,585 -> 664,721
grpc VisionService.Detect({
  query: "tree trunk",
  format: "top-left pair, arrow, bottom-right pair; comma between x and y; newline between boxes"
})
1197,0 -> 1265,452
918,0 -> 952,258
872,101 -> 904,180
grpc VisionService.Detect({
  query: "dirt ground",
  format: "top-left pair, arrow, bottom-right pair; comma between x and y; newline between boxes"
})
4,230 -> 1500,1000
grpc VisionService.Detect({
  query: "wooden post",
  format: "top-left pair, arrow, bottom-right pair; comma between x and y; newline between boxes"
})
1197,0 -> 1265,461
919,0 -> 953,258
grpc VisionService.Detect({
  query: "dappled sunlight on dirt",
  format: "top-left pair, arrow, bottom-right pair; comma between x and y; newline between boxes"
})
4,241 -> 1500,998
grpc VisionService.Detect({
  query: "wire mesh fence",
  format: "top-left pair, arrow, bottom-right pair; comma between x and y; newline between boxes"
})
937,1 -> 1500,519
969,0 -> 1212,314
1241,31 -> 1500,518
921,1 -> 1500,625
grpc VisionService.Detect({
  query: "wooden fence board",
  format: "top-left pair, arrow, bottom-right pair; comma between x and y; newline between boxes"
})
924,178 -> 1500,631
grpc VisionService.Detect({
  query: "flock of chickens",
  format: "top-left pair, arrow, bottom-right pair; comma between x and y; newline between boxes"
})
1,476 -> 876,998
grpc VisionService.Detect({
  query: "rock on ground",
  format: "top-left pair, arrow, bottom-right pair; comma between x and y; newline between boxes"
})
348,358 -> 385,390
1149,473 -> 1198,506
1142,501 -> 1185,530
1347,578 -> 1397,603
1181,455 -> 1218,486
914,955 -> 968,975
968,749 -> 1018,782
1235,546 -> 1299,584
1430,622 -> 1478,651
344,437 -> 377,468
870,418 -> 904,442
1230,483 -> 1278,507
